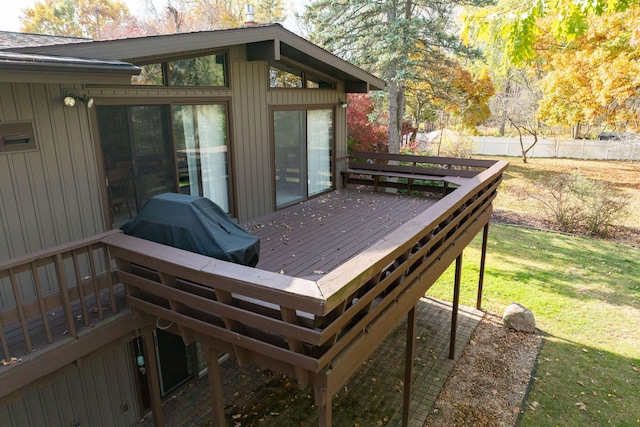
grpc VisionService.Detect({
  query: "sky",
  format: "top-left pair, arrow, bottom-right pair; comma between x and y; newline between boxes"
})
0,0 -> 309,33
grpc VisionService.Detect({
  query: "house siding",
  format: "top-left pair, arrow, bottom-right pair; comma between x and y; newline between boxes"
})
0,342 -> 139,427
0,82 -> 106,306
84,45 -> 347,223
0,82 -> 104,260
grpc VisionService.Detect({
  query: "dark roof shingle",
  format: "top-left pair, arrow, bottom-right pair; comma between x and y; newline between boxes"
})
0,31 -> 91,50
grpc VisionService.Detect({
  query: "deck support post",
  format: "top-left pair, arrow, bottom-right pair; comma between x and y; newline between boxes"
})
402,305 -> 417,427
204,346 -> 226,427
141,327 -> 164,427
477,222 -> 489,310
449,253 -> 463,359
315,385 -> 331,427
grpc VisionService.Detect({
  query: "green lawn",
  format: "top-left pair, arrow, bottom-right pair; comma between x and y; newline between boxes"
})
427,224 -> 640,426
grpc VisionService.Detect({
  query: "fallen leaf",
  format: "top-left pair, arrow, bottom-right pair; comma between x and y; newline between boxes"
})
575,402 -> 587,411
577,380 -> 585,387
2,357 -> 18,366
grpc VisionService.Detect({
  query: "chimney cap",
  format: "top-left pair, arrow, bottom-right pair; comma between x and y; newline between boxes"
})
245,4 -> 256,25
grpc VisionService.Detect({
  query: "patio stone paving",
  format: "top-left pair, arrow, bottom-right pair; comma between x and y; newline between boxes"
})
138,297 -> 483,427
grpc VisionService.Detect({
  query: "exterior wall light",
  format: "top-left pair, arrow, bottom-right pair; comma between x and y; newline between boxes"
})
339,100 -> 348,109
64,94 -> 94,108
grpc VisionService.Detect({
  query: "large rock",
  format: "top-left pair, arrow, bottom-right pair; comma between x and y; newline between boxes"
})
503,303 -> 536,333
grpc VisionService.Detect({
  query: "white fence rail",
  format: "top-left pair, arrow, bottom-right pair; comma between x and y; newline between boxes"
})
472,136 -> 640,161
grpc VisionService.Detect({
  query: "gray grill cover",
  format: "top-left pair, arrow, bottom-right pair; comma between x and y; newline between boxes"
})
121,193 -> 259,267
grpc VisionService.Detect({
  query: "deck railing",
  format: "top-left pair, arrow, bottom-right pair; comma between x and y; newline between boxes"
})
0,230 -> 122,362
1,156 -> 507,425
104,158 -> 508,425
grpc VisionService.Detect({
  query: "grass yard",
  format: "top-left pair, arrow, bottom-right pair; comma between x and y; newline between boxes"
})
428,157 -> 640,426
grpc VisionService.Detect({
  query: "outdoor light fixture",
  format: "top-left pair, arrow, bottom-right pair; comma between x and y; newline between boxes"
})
339,99 -> 348,109
63,94 -> 94,108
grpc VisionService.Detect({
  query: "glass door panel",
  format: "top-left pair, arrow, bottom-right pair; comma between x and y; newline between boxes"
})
97,105 -> 176,228
173,104 -> 230,212
154,329 -> 196,396
130,106 -> 176,208
274,110 -> 307,208
307,109 -> 333,196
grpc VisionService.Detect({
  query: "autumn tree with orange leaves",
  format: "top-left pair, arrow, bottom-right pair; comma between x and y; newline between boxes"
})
21,0 -> 287,39
537,8 -> 640,137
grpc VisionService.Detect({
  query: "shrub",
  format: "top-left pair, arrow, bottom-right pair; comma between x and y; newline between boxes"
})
532,171 -> 629,237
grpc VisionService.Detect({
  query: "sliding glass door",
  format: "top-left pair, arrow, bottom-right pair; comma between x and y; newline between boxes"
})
97,102 -> 231,229
273,108 -> 333,208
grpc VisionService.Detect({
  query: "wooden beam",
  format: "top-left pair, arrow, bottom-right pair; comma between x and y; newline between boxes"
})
204,346 -> 226,427
344,80 -> 369,93
314,384 -> 331,427
449,253 -> 463,359
142,327 -> 164,427
402,305 -> 417,427
477,223 -> 489,310
246,40 -> 280,61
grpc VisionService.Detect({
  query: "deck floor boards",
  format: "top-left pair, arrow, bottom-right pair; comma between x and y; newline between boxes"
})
244,189 -> 440,277
2,190 -> 441,370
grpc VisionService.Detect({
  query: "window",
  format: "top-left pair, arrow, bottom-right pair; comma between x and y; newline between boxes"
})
269,63 -> 335,89
169,54 -> 226,86
132,52 -> 227,87
132,64 -> 163,85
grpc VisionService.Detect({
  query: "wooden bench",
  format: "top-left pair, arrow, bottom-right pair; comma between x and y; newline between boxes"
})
342,151 -> 493,195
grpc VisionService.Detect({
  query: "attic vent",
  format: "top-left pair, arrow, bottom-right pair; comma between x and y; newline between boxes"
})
0,122 -> 36,153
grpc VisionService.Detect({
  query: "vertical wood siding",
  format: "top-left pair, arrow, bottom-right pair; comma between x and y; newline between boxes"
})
0,83 -> 106,305
230,53 -> 272,222
0,342 -> 139,427
230,57 -> 345,222
0,82 -> 105,262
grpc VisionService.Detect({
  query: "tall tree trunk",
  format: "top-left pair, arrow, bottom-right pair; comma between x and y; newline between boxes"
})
388,77 -> 401,154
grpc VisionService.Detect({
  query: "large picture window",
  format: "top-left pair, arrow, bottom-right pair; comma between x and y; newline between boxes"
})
132,52 -> 227,87
273,108 -> 333,208
269,62 -> 335,89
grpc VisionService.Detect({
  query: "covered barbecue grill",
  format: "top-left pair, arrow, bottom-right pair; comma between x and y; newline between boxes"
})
121,193 -> 260,267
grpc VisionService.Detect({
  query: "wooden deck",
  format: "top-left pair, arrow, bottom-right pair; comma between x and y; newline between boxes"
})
245,189 -> 440,277
1,155 -> 508,427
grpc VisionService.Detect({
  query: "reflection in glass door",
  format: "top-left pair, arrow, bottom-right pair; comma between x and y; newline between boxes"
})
274,110 -> 306,207
273,109 -> 333,208
97,105 -> 176,228
173,104 -> 230,212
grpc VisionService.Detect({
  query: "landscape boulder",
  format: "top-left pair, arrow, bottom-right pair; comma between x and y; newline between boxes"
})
503,303 -> 536,333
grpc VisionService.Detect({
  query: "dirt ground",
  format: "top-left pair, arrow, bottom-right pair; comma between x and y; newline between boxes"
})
424,313 -> 542,427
